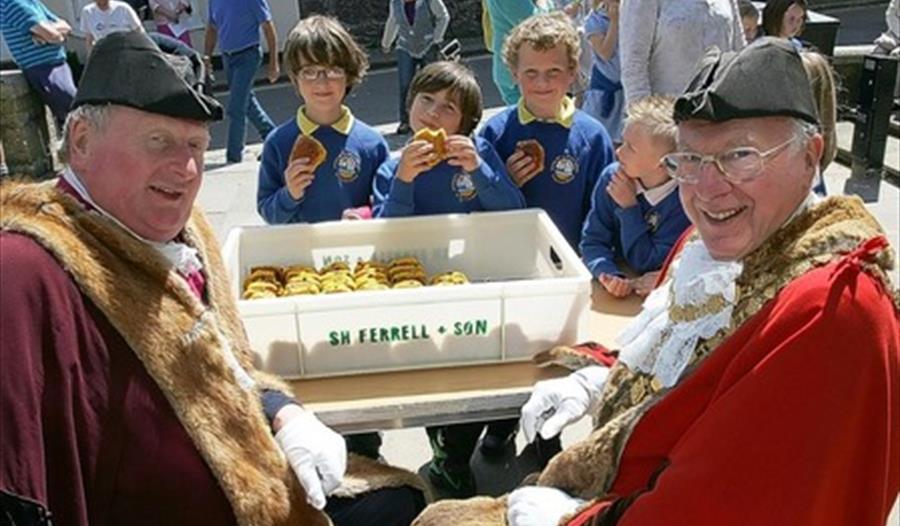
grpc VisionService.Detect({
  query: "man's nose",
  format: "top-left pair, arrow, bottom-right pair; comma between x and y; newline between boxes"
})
171,145 -> 201,179
693,160 -> 732,198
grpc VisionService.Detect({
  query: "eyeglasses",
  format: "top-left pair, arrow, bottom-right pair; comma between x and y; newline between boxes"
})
662,135 -> 800,184
297,66 -> 346,82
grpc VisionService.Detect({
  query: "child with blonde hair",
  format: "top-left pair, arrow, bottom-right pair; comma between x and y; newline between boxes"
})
479,12 -> 616,251
581,95 -> 691,297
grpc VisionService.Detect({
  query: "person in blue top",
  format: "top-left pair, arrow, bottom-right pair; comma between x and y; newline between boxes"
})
258,15 -> 389,226
425,13 -> 614,498
0,0 -> 76,127
483,0 -> 543,105
581,0 -> 624,143
581,95 -> 691,298
257,16 -> 390,462
203,0 -> 279,163
373,61 -> 525,218
479,12 -> 615,252
372,60 -> 524,500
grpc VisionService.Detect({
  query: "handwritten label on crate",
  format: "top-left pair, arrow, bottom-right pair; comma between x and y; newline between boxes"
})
310,240 -> 467,271
299,299 -> 503,375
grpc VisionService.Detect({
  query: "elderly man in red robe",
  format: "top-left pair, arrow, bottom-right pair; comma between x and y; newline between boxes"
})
0,30 -> 425,526
413,36 -> 899,526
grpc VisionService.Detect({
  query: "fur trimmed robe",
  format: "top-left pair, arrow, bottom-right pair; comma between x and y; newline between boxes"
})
413,196 -> 900,526
0,181 -> 424,525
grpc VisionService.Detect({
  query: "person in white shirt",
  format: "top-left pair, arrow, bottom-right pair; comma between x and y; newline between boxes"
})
619,0 -> 744,105
80,0 -> 143,54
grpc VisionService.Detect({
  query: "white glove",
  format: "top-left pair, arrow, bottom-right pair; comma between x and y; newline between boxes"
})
275,408 -> 347,510
520,365 -> 610,443
507,486 -> 586,526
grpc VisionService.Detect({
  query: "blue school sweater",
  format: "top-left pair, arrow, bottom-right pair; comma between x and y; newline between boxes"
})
257,107 -> 388,224
373,136 -> 525,217
580,162 -> 691,277
478,100 -> 615,250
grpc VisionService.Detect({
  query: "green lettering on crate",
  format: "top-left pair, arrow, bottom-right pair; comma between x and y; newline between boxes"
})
329,331 -> 351,346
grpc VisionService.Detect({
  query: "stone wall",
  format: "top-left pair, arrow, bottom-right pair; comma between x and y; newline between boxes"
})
299,0 -> 484,50
0,71 -> 59,180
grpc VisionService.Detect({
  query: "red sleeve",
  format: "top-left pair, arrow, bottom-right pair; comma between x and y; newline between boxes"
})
616,255 -> 900,525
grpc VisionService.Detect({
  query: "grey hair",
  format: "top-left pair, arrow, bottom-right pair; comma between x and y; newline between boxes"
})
791,118 -> 819,147
57,104 -> 112,164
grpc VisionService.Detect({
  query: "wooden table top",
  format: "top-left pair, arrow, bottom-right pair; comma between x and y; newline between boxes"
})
290,285 -> 642,432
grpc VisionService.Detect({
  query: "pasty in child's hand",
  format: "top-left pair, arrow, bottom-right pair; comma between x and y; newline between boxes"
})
413,128 -> 448,168
289,134 -> 327,171
515,139 -> 545,174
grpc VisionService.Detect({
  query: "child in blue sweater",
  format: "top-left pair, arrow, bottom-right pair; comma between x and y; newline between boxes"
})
478,12 -> 615,252
372,61 -> 523,499
373,61 -> 525,217
255,15 -> 386,459
257,15 -> 388,225
581,95 -> 691,297
424,14 -> 614,496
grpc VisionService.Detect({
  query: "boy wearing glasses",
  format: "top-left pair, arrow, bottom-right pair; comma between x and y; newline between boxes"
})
257,15 -> 389,225
580,96 -> 691,298
478,12 -> 615,253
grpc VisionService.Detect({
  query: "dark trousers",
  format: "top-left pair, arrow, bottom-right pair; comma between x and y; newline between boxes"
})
22,61 -> 76,127
346,432 -> 382,459
396,46 -> 437,125
326,486 -> 426,526
428,417 -> 561,468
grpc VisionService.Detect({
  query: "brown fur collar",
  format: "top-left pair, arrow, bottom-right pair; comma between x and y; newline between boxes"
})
412,195 -> 896,525
1,181 -> 327,525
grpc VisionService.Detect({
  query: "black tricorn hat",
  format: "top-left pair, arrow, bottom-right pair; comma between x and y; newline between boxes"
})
674,37 -> 818,125
73,30 -> 222,121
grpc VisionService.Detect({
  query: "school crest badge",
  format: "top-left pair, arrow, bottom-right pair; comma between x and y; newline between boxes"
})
452,172 -> 477,201
550,153 -> 578,184
334,150 -> 361,183
644,210 -> 660,233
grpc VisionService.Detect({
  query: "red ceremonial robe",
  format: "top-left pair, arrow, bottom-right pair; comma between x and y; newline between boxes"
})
567,237 -> 900,525
412,196 -> 900,526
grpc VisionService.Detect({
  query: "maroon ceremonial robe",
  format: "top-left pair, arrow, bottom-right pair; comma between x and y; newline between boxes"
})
0,181 -> 331,526
1,232 -> 238,524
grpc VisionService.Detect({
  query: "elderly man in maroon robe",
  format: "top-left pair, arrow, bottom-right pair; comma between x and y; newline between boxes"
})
0,30 -> 425,526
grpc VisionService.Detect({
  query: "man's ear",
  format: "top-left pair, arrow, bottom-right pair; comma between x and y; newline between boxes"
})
805,132 -> 825,171
67,118 -> 93,171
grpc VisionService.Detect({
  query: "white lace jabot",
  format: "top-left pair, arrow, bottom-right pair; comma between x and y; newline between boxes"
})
615,239 -> 743,388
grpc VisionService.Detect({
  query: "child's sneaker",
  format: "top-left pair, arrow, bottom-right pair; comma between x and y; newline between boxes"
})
478,431 -> 515,458
426,427 -> 477,498
427,458 -> 476,499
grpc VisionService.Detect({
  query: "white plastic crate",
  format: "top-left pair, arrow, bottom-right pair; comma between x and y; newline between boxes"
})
221,209 -> 592,378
